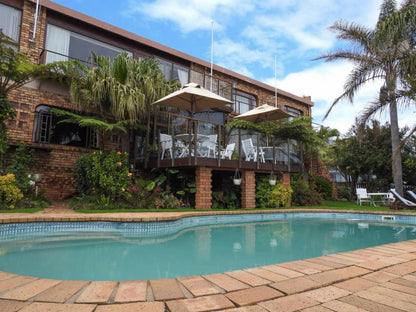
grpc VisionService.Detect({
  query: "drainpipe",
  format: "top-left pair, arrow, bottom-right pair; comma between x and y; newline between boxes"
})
31,0 -> 40,41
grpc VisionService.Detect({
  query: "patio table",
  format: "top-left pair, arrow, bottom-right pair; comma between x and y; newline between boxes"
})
367,192 -> 391,206
175,134 -> 209,157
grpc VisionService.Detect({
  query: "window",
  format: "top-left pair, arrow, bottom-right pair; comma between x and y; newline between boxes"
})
284,106 -> 303,118
234,90 -> 256,114
33,105 -> 99,148
0,3 -> 21,45
45,24 -> 131,64
157,58 -> 189,86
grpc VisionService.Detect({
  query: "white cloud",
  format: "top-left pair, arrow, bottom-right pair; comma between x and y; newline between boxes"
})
263,61 -> 414,134
126,0 -> 254,33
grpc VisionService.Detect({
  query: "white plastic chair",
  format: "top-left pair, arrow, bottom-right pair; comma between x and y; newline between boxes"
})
220,143 -> 235,160
159,133 -> 172,160
356,188 -> 372,206
199,134 -> 217,158
241,138 -> 265,162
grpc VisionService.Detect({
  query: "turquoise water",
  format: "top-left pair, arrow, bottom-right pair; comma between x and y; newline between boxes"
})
0,217 -> 415,280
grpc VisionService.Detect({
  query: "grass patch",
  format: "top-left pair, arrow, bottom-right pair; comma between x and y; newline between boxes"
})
292,200 -> 391,211
0,207 -> 44,213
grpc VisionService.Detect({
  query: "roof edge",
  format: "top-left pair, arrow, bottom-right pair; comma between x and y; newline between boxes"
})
32,0 -> 314,107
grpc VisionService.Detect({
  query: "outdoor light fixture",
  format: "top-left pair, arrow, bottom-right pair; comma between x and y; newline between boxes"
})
32,174 -> 42,197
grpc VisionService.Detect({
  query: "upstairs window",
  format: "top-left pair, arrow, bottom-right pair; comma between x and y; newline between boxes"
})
284,106 -> 303,118
157,58 -> 189,86
33,105 -> 99,149
45,24 -> 132,64
234,90 -> 256,114
0,3 -> 22,45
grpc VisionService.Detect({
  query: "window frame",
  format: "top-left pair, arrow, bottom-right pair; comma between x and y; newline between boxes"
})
33,105 -> 99,149
44,23 -> 132,64
0,2 -> 22,48
233,89 -> 257,114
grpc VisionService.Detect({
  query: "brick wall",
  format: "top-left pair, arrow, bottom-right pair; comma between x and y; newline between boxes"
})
241,171 -> 256,208
195,167 -> 212,209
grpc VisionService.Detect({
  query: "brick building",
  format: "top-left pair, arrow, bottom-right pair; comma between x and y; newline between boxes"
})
1,0 -> 316,208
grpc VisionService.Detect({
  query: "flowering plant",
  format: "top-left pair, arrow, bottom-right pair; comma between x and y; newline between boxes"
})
74,150 -> 132,201
152,194 -> 184,209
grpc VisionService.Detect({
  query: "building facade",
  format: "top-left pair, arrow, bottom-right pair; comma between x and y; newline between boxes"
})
1,0 -> 314,207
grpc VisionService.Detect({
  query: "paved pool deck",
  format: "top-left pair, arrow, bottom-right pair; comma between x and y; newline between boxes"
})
0,203 -> 415,312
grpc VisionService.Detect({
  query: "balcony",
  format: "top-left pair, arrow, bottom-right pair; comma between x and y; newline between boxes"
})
147,113 -> 302,173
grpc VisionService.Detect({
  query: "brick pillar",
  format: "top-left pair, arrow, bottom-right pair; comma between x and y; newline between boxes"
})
281,172 -> 292,206
195,167 -> 212,209
241,171 -> 256,209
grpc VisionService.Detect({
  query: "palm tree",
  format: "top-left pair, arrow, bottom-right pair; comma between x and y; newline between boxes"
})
315,0 -> 416,195
69,53 -> 179,151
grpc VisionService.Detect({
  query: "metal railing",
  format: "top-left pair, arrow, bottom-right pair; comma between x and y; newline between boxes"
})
151,112 -> 302,171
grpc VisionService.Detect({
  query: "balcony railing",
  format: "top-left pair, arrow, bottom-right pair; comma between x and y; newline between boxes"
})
148,113 -> 302,173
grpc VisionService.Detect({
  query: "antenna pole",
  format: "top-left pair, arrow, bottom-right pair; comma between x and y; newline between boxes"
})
210,21 -> 214,92
274,53 -> 277,107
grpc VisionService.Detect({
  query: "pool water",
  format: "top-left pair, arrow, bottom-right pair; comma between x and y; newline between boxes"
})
0,217 -> 415,280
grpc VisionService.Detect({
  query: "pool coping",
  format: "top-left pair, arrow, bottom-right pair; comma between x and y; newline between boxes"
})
0,208 -> 415,312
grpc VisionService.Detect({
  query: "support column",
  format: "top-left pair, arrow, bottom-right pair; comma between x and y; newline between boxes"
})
241,171 -> 256,209
195,167 -> 212,209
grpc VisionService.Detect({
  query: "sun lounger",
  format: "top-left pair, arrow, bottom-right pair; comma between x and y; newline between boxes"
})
390,189 -> 416,210
407,190 -> 416,202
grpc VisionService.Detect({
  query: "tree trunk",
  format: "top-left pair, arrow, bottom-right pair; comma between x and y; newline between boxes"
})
389,100 -> 403,195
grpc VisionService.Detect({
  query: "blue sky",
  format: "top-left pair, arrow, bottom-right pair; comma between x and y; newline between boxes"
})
52,0 -> 414,134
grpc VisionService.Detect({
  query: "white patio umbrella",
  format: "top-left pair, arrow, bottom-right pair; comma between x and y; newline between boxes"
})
234,103 -> 292,144
234,104 -> 292,123
153,82 -> 232,116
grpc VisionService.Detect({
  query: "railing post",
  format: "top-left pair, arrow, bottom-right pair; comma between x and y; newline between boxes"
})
194,120 -> 198,165
217,125 -> 221,167
171,117 -> 175,167
156,128 -> 161,168
238,129 -> 242,168
256,132 -> 260,170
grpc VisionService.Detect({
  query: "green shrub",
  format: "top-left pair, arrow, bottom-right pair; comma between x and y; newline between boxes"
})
256,178 -> 293,208
314,176 -> 333,199
212,191 -> 239,209
6,142 -> 33,195
74,150 -> 131,201
337,184 -> 352,201
0,173 -> 23,209
291,176 -> 323,206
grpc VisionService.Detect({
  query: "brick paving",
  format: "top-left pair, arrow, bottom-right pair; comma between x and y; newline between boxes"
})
0,204 -> 415,311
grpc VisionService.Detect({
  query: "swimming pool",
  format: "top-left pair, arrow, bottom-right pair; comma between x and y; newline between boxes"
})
0,212 -> 415,280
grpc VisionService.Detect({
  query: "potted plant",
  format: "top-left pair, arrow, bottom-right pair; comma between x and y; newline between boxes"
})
269,172 -> 276,186
233,169 -> 242,185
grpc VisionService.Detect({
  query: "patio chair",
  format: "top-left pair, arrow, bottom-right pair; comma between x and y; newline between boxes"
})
159,133 -> 172,160
356,188 -> 372,206
199,134 -> 217,157
390,189 -> 416,210
241,138 -> 265,162
220,143 -> 235,160
407,190 -> 416,201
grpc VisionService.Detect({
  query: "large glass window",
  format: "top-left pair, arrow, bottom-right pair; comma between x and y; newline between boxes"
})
234,90 -> 256,114
0,3 -> 22,45
157,58 -> 189,86
284,106 -> 303,118
45,24 -> 131,64
33,105 -> 99,148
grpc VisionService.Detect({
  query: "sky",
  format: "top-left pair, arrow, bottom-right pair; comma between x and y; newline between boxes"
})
51,0 -> 415,134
